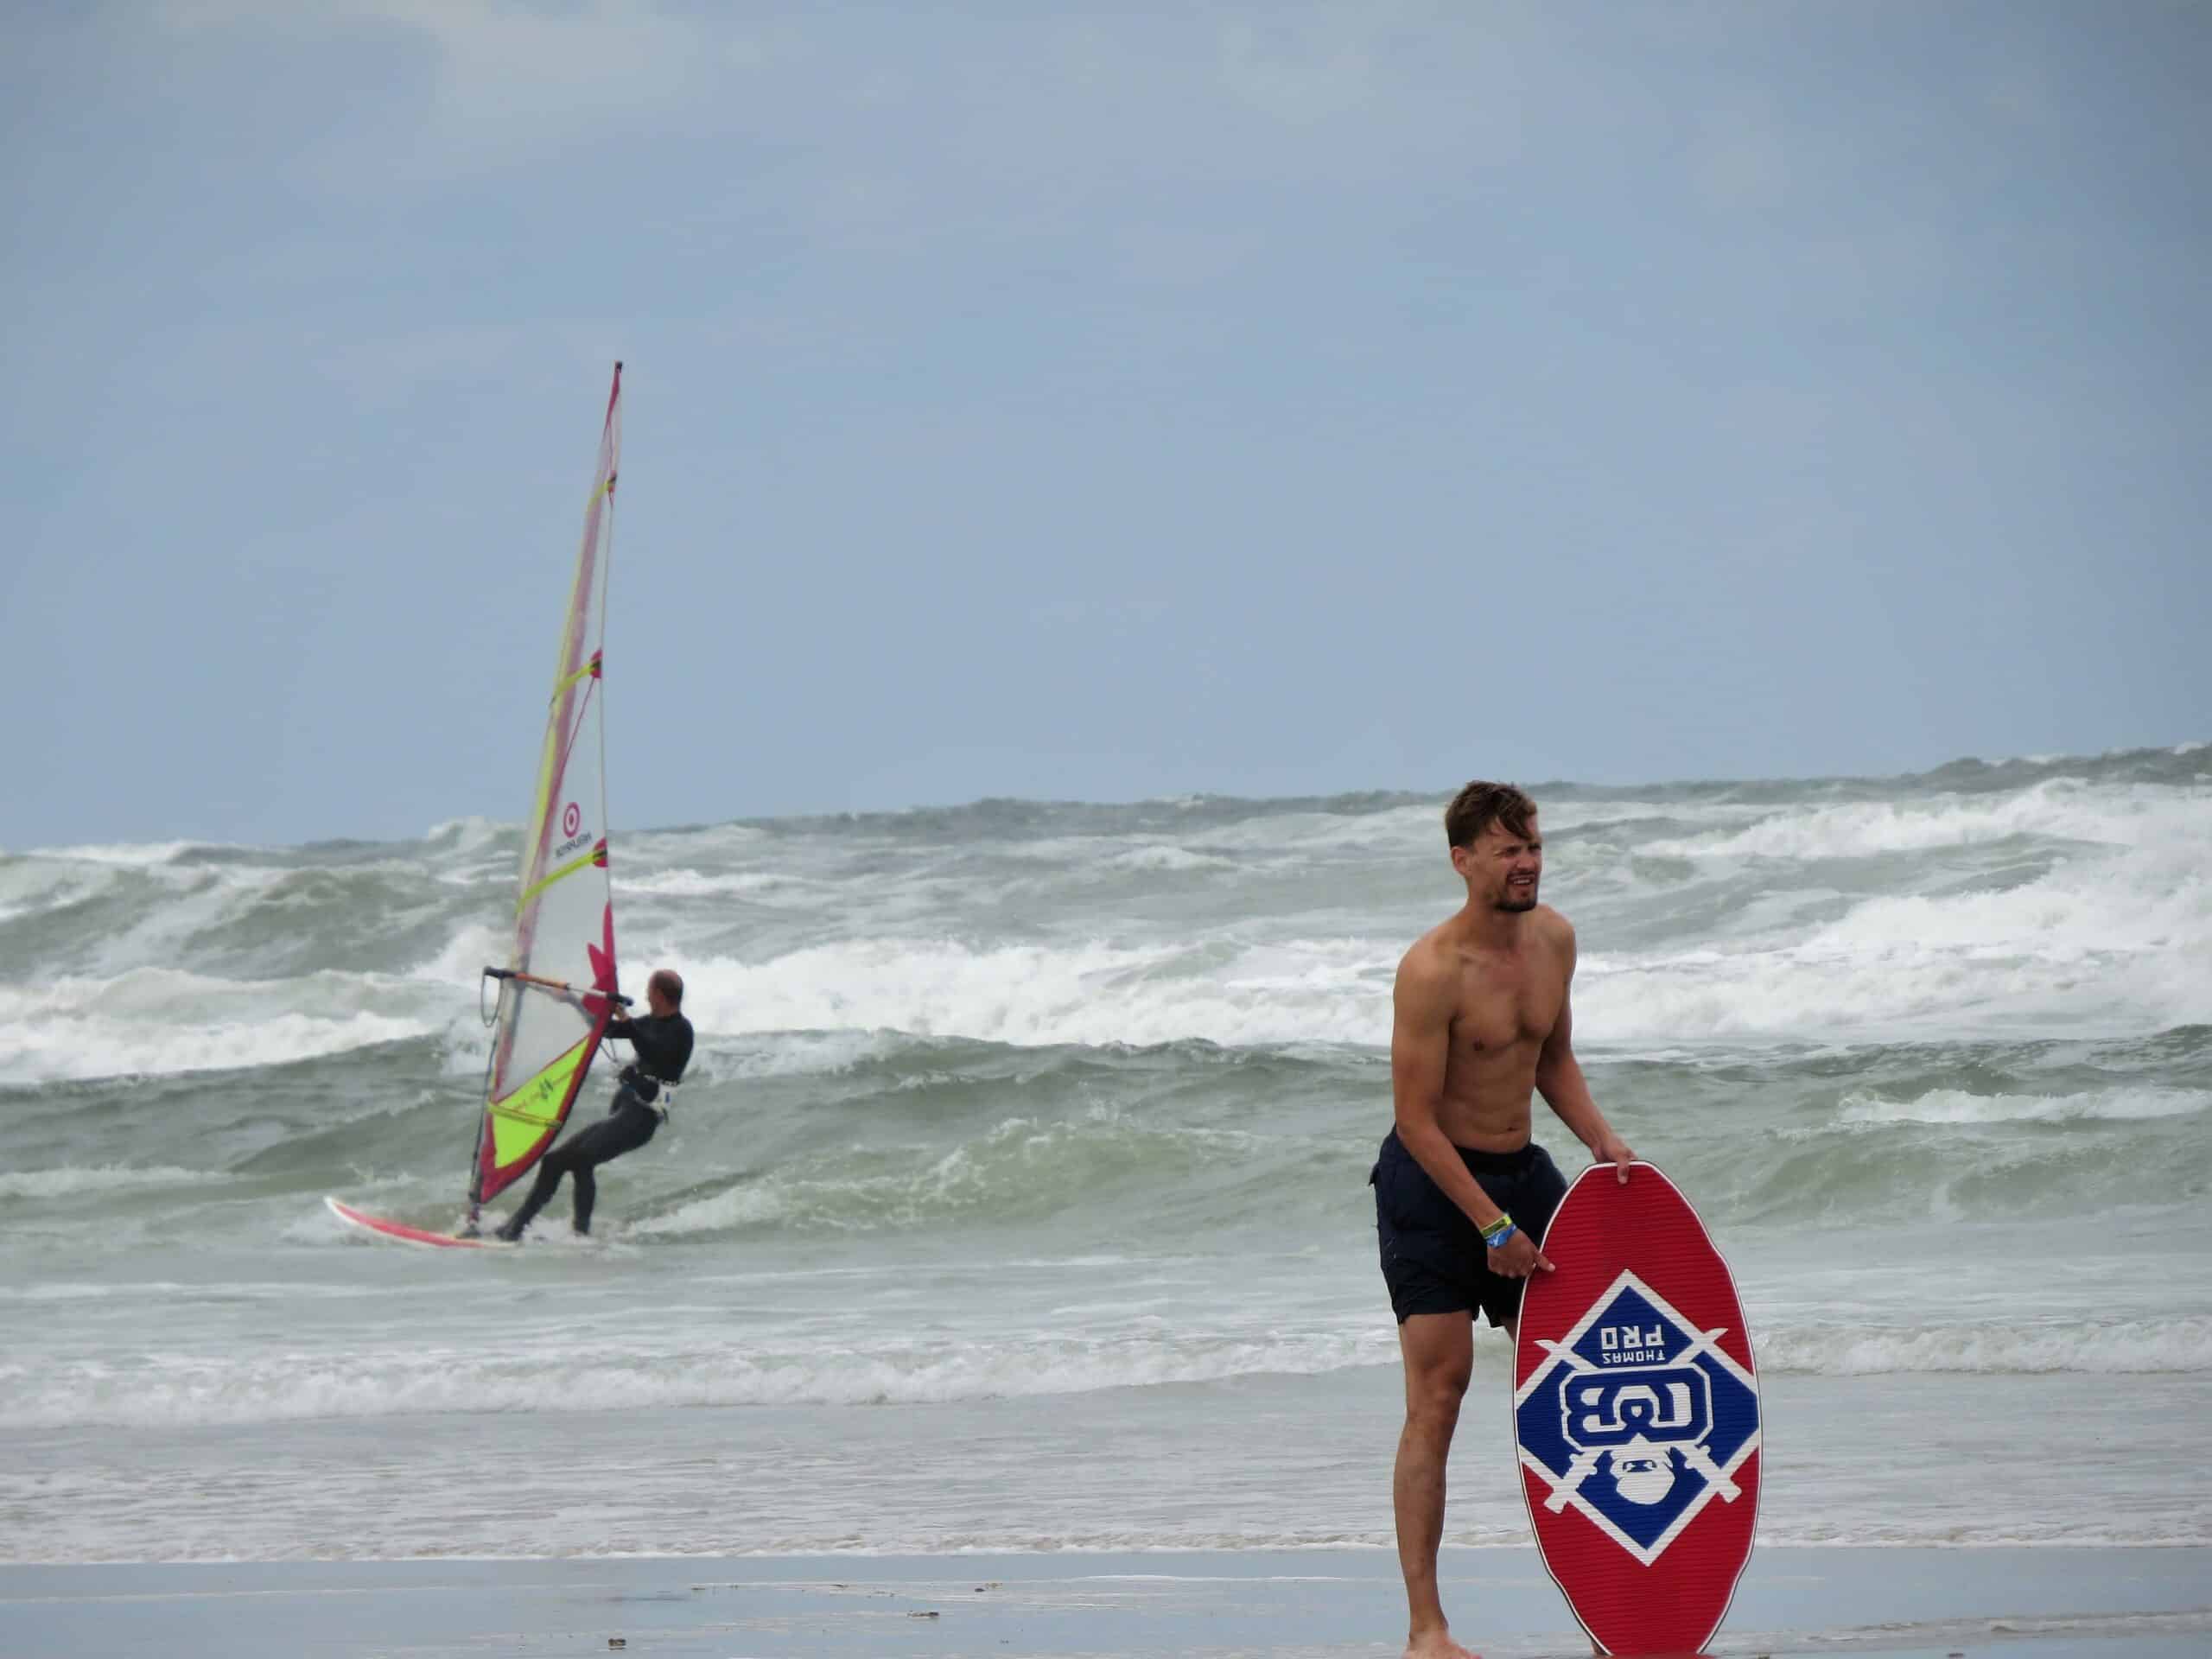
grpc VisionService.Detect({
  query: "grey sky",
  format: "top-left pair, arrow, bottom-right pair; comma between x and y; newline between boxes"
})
4,2 -> 2206,848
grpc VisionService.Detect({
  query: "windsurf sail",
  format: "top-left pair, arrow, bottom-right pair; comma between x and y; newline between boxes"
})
469,363 -> 626,1216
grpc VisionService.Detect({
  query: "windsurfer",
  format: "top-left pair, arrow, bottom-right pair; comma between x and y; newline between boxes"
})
497,968 -> 694,1241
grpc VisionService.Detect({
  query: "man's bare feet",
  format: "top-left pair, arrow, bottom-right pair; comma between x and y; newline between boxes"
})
1403,1626 -> 1479,1659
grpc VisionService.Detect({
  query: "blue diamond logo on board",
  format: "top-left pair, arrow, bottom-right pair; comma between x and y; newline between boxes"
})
1514,1270 -> 1762,1565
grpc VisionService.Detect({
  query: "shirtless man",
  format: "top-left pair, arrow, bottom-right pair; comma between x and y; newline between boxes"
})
1370,781 -> 1634,1659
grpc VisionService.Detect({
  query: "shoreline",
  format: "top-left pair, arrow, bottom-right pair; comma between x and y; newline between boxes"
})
8,1545 -> 2208,1657
7,1535 -> 2210,1567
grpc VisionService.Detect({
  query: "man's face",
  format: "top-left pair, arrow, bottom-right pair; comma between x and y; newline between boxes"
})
1452,816 -> 1542,912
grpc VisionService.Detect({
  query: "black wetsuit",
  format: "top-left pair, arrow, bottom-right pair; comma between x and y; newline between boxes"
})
499,1010 -> 694,1239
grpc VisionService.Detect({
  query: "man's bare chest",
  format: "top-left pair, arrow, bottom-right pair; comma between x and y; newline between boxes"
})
1448,957 -> 1562,1055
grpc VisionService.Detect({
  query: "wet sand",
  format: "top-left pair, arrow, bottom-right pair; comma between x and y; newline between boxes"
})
6,1546 -> 2207,1657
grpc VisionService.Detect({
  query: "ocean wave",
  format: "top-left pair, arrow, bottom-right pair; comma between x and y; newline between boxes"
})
1577,838 -> 2211,1042
632,1109 -> 1268,1236
422,816 -> 512,856
616,868 -> 817,899
666,937 -> 1393,1050
0,968 -> 441,1084
584,809 -> 2207,1051
1759,1317 -> 2212,1376
0,1329 -> 1396,1428
0,1009 -> 430,1085
534,1522 -> 2212,1554
16,840 -> 208,868
1836,1087 -> 2209,1126
410,920 -> 514,988
1643,779 -> 2202,861
1100,844 -> 1237,874
0,1165 -> 207,1200
1008,839 -> 1239,875
17,1519 -> 2209,1563
3,765 -> 2204,1074
11,1310 -> 2201,1431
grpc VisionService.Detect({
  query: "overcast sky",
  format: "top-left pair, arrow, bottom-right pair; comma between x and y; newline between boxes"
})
4,2 -> 2206,849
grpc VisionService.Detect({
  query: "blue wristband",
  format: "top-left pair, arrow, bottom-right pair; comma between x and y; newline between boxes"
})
1484,1224 -> 1517,1250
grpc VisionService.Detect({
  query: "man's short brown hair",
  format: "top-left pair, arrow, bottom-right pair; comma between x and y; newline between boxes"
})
648,969 -> 684,1007
1444,781 -> 1537,849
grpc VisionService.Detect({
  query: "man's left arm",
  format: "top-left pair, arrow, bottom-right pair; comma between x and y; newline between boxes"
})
1534,921 -> 1636,1184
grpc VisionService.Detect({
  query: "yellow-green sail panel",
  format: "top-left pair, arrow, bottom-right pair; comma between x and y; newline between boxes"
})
486,1038 -> 597,1172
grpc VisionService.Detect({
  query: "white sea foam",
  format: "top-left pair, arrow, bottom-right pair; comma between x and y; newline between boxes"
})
0,969 -> 441,1084
1100,844 -> 1236,874
575,819 -> 2212,1052
10,1308 -> 2202,1433
423,816 -> 509,855
413,923 -> 512,988
628,774 -> 2205,1051
1837,1087 -> 2209,1127
1184,803 -> 1437,858
1579,831 -> 2212,1043
616,868 -> 815,899
665,936 -> 1393,1050
0,1329 -> 1397,1428
621,821 -> 771,859
76,865 -> 298,979
0,1166 -> 207,1200
994,836 -> 1242,876
711,1027 -> 916,1079
0,1010 -> 429,1084
1545,798 -> 1774,834
19,840 -> 206,867
0,860 -> 127,927
1644,779 -> 2202,861
1759,1317 -> 2212,1376
675,849 -> 2208,1047
10,766 -> 2204,1061
632,1109 -> 1261,1236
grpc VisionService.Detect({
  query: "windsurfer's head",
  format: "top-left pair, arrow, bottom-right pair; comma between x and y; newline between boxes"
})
647,969 -> 685,1014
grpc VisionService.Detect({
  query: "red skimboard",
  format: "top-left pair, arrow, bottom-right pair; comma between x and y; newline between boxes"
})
1512,1161 -> 1760,1656
325,1195 -> 512,1250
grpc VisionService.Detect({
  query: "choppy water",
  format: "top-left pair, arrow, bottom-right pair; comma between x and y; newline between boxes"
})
2,743 -> 2208,1560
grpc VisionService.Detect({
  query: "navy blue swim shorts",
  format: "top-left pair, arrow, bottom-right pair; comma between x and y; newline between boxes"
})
1370,1129 -> 1569,1328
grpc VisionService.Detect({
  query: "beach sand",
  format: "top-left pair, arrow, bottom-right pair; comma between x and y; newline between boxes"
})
6,1547 -> 2206,1658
